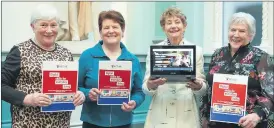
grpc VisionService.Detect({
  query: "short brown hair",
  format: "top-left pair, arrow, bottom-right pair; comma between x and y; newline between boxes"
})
160,7 -> 187,28
98,10 -> 125,32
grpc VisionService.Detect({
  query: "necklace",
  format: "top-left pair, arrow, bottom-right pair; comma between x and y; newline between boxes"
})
167,38 -> 184,46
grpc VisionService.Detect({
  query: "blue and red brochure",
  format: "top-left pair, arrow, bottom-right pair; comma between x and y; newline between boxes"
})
210,73 -> 248,124
97,61 -> 132,105
41,61 -> 78,112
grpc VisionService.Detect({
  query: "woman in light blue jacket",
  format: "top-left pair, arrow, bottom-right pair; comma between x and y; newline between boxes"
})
78,10 -> 145,128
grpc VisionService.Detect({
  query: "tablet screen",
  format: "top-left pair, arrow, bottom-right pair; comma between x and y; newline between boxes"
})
150,45 -> 196,76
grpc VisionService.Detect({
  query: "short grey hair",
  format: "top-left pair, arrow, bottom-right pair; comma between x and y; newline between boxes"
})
228,12 -> 256,41
30,4 -> 60,25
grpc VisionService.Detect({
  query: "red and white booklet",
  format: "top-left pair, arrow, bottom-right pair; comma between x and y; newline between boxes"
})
97,61 -> 132,105
41,61 -> 78,112
210,73 -> 248,124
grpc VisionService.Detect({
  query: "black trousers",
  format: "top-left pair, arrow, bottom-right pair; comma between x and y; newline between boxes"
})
82,122 -> 131,128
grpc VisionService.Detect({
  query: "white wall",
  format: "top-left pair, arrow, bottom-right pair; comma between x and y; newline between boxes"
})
2,2 -> 71,52
3,2 -> 35,52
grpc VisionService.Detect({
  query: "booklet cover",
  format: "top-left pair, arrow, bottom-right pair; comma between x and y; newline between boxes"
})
41,61 -> 78,112
98,61 -> 132,105
210,73 -> 248,124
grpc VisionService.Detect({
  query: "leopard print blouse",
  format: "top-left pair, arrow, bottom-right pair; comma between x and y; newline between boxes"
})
2,39 -> 73,128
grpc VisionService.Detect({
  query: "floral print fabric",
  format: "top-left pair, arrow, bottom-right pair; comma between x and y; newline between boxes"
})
201,43 -> 274,122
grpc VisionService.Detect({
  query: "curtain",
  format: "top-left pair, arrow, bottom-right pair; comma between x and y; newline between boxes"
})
57,2 -> 94,41
77,2 -> 93,41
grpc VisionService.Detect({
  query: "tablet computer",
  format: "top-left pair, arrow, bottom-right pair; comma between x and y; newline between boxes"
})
150,45 -> 196,82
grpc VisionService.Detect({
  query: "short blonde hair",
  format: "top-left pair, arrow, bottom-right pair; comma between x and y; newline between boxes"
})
228,12 -> 256,41
160,7 -> 187,28
30,4 -> 60,25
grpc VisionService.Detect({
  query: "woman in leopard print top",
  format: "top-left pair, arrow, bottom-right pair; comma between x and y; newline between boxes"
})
1,4 -> 85,128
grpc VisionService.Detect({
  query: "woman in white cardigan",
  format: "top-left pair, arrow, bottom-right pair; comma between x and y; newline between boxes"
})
142,7 -> 207,128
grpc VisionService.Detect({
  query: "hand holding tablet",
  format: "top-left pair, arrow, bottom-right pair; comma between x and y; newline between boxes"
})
186,78 -> 203,91
147,77 -> 167,90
